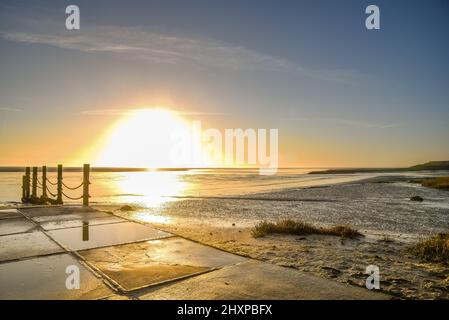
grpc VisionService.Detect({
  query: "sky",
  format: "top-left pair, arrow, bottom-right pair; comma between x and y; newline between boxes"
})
0,0 -> 448,168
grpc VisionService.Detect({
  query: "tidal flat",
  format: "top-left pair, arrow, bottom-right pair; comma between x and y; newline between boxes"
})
109,175 -> 449,299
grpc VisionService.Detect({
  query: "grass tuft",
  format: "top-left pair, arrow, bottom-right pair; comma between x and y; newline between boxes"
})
251,219 -> 363,239
325,225 -> 363,239
421,177 -> 449,190
410,233 -> 449,264
119,205 -> 135,211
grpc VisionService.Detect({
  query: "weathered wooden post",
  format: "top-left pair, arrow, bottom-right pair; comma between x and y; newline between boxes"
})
22,175 -> 26,202
82,221 -> 89,241
83,164 -> 90,206
42,165 -> 47,199
25,167 -> 31,200
32,167 -> 38,200
56,164 -> 63,204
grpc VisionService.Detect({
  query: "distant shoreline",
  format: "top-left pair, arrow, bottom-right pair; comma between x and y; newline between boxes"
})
0,167 -> 200,173
309,161 -> 449,174
309,168 -> 447,174
0,160 -> 448,173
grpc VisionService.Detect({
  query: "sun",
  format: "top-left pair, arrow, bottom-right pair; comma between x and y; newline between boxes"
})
95,108 -> 190,168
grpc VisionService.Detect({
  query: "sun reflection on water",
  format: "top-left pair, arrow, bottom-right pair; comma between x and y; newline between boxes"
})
132,211 -> 171,224
114,170 -> 191,207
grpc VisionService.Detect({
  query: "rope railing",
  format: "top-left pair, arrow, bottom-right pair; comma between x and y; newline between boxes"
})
46,178 -> 58,186
62,181 -> 84,190
62,191 -> 84,201
21,164 -> 90,206
45,185 -> 57,198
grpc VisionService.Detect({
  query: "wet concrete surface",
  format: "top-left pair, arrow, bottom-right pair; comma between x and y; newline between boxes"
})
0,209 -> 22,220
25,208 -> 113,224
40,215 -> 126,231
79,237 -> 247,291
0,253 -> 113,299
47,221 -> 172,251
138,260 -> 389,300
0,207 -> 391,299
0,218 -> 37,236
20,206 -> 102,219
0,231 -> 64,262
82,237 -> 247,269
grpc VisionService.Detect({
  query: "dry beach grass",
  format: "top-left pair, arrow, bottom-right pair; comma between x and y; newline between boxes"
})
411,233 -> 449,264
421,177 -> 449,190
251,219 -> 363,239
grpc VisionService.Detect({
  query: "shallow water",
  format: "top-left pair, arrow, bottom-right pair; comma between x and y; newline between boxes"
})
0,253 -> 113,299
46,221 -> 171,251
0,168 -> 371,206
1,169 -> 449,239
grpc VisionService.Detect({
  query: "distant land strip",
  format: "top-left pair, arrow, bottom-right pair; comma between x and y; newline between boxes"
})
309,161 -> 449,174
0,167 -> 185,172
0,161 -> 448,173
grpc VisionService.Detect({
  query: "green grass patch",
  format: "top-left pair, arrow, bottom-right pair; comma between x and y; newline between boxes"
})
251,219 -> 363,239
421,177 -> 449,190
410,233 -> 449,264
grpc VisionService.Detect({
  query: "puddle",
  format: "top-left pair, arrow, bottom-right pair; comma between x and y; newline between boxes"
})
20,206 -> 105,219
0,231 -> 64,262
0,209 -> 21,220
47,221 -> 171,251
80,237 -> 247,291
39,216 -> 126,231
0,218 -> 37,236
29,211 -> 111,223
0,253 -> 113,299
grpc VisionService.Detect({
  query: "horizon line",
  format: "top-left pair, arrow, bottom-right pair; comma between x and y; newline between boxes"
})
0,164 -> 435,173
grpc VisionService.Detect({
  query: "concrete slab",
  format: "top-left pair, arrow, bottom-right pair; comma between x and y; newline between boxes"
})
47,221 -> 171,251
0,218 -> 37,236
79,237 -> 247,291
97,263 -> 208,292
0,209 -> 22,220
39,215 -> 126,231
0,253 -> 114,300
22,206 -> 111,222
0,231 -> 64,262
139,260 -> 390,300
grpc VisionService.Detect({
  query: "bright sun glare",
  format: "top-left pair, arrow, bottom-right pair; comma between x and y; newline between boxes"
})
96,108 -> 189,168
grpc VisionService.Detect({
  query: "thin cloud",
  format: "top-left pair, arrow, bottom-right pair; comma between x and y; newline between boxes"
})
79,109 -> 136,116
290,116 -> 400,129
0,25 -> 360,84
322,118 -> 401,129
79,108 -> 225,116
0,107 -> 23,112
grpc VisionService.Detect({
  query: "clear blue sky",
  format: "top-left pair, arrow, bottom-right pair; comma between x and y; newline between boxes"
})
0,0 -> 448,167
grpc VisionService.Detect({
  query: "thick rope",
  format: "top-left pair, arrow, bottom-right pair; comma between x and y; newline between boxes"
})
46,178 -> 58,186
45,185 -> 57,197
62,181 -> 84,190
62,191 -> 84,200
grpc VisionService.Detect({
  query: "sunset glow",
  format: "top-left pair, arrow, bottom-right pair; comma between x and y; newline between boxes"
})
95,108 -> 189,168
1,1 -> 449,303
